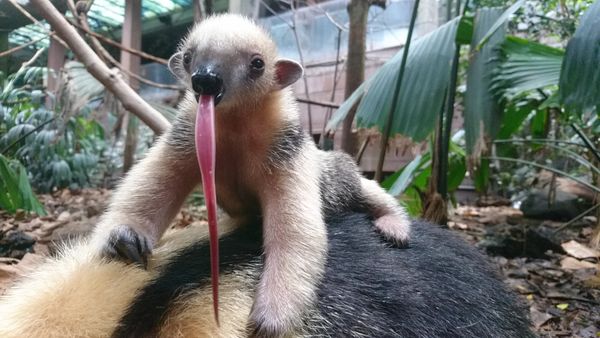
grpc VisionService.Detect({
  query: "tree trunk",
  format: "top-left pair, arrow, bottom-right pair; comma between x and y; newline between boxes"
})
340,0 -> 370,156
121,0 -> 142,173
0,32 -> 9,78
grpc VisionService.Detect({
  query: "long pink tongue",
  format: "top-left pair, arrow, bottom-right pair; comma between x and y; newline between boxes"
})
195,95 -> 219,325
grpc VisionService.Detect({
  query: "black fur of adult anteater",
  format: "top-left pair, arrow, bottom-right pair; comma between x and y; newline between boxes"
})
0,213 -> 533,337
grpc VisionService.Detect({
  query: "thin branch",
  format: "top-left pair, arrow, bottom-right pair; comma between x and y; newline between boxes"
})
7,0 -> 69,49
494,139 -> 600,175
356,134 -> 371,164
493,138 -> 588,148
319,26 -> 343,147
553,203 -> 600,234
1,118 -> 55,154
69,20 -> 169,65
375,0 -> 420,182
320,9 -> 348,31
30,0 -> 170,134
22,47 -> 47,68
260,0 -> 314,136
485,156 -> 600,194
0,35 -> 51,58
544,293 -> 600,305
67,2 -> 183,91
296,97 -> 339,109
289,4 -> 313,136
570,123 -> 600,163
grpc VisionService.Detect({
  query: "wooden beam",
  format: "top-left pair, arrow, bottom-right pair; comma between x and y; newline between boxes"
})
46,36 -> 66,93
120,0 -> 141,89
121,0 -> 142,172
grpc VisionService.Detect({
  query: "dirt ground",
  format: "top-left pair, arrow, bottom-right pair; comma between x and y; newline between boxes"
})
1,189 -> 598,337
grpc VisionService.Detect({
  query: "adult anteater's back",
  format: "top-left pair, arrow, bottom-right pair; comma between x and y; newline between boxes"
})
308,213 -> 533,337
0,213 -> 532,337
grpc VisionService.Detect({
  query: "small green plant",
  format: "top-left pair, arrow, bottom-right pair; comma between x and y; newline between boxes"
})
381,134 -> 467,216
0,154 -> 45,215
1,65 -> 106,194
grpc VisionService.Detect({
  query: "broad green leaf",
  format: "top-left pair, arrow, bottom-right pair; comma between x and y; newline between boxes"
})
388,155 -> 425,197
464,8 -> 506,156
559,0 -> 600,114
492,36 -> 564,100
400,186 -> 423,217
473,158 -> 490,193
497,101 -> 536,139
0,158 -> 16,212
358,17 -> 463,141
474,0 -> 524,51
327,17 -> 465,141
17,165 -> 46,215
456,16 -> 474,45
0,155 -> 22,210
448,151 -> 467,192
531,109 -> 548,138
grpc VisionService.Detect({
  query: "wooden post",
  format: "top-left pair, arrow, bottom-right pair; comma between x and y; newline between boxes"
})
46,37 -> 66,97
193,0 -> 204,22
341,0 -> 370,156
0,31 -> 8,77
121,0 -> 142,173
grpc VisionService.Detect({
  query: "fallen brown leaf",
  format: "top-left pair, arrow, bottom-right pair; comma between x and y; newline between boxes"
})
530,306 -> 554,329
583,274 -> 600,289
560,257 -> 597,270
561,240 -> 600,260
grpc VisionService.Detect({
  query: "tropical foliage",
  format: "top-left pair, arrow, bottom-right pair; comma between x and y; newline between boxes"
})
1,64 -> 106,202
329,0 -> 599,220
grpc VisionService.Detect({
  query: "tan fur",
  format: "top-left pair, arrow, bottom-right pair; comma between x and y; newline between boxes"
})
0,244 -> 150,338
89,13 -> 410,335
0,225 -> 252,338
252,143 -> 327,333
158,272 -> 256,338
90,139 -> 201,250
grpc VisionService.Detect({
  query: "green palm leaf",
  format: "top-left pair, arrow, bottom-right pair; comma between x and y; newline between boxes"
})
464,8 -> 506,156
492,36 -> 564,100
559,0 -> 600,114
326,16 -> 465,141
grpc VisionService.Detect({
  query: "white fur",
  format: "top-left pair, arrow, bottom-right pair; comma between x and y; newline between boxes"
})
252,143 -> 328,334
361,178 -> 411,245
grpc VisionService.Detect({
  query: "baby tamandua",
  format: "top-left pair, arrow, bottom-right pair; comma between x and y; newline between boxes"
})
90,14 -> 410,336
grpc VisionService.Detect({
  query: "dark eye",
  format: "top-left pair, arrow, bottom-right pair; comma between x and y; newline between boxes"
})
183,52 -> 192,65
250,57 -> 265,70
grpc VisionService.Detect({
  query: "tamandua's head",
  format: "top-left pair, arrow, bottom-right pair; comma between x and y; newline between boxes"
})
168,14 -> 303,109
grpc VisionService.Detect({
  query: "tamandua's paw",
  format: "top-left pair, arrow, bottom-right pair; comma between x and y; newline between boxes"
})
248,291 -> 298,338
374,214 -> 410,247
99,224 -> 153,269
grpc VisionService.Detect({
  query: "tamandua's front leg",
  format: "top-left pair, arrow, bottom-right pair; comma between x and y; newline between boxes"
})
250,149 -> 328,336
361,177 -> 411,246
90,137 -> 200,266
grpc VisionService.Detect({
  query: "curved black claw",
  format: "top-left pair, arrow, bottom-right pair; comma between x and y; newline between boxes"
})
102,225 -> 151,269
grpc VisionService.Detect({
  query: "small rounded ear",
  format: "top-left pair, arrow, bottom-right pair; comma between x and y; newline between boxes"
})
274,59 -> 303,90
168,52 -> 186,80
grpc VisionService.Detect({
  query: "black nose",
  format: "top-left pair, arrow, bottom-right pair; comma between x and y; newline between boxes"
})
191,70 -> 223,96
